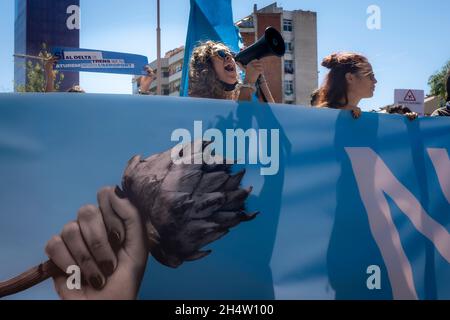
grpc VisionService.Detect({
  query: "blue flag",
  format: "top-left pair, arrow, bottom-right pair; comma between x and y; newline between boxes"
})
180,0 -> 241,96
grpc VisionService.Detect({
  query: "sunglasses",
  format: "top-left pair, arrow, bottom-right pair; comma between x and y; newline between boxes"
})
213,49 -> 235,60
359,70 -> 376,81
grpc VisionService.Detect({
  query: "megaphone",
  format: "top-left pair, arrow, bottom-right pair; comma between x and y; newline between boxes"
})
235,26 -> 286,66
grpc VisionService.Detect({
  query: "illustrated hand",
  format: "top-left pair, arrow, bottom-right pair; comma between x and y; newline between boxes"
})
45,186 -> 148,300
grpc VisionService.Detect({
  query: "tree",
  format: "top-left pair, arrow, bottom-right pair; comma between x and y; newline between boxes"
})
428,59 -> 450,105
15,43 -> 64,92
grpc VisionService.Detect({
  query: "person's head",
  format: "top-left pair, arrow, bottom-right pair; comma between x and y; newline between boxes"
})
310,88 -> 320,106
385,104 -> 412,115
188,41 -> 239,99
317,52 -> 377,108
66,85 -> 85,93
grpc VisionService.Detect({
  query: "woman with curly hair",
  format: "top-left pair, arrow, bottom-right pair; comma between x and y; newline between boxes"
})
316,52 -> 377,118
188,41 -> 274,102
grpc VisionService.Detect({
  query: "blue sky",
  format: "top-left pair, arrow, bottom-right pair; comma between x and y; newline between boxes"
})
1,0 -> 449,110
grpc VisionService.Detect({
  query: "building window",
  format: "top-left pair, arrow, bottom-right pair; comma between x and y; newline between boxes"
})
169,63 -> 183,76
286,42 -> 293,52
283,19 -> 293,32
170,79 -> 181,93
284,60 -> 294,74
284,80 -> 294,95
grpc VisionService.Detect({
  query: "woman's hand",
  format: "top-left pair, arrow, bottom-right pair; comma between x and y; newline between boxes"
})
243,59 -> 264,84
405,112 -> 418,121
237,59 -> 275,103
351,107 -> 362,119
45,186 -> 148,299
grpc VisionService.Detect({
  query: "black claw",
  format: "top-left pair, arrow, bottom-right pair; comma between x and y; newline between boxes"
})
184,250 -> 212,261
224,169 -> 246,191
241,211 -> 260,221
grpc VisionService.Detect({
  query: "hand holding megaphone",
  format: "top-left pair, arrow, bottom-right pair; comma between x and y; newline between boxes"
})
238,59 -> 265,85
234,27 -> 285,102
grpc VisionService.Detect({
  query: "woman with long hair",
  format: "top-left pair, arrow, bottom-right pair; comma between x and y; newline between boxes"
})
316,52 -> 377,118
188,41 -> 274,102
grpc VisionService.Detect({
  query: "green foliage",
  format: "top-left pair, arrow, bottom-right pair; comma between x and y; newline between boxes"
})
428,60 -> 450,106
15,43 -> 64,92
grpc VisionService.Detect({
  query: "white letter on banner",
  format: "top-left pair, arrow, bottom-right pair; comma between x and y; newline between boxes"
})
66,5 -> 80,30
225,129 -> 258,165
171,128 -> 192,165
427,148 -> 450,204
193,121 -> 204,164
259,129 -> 280,176
346,147 -> 450,300
203,129 -> 224,165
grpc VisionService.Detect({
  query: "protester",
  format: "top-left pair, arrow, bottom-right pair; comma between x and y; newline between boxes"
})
188,41 -> 274,102
310,88 -> 320,106
316,52 -> 377,119
66,85 -> 85,93
431,71 -> 450,117
44,56 -> 85,93
135,65 -> 157,95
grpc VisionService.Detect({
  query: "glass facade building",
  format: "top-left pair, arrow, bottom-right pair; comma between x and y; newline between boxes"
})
14,0 -> 80,91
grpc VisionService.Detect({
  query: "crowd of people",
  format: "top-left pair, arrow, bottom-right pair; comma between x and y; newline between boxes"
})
42,42 -> 450,121
186,43 -> 449,120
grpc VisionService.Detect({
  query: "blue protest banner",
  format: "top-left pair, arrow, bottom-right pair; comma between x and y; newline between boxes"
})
50,47 -> 149,75
0,93 -> 450,300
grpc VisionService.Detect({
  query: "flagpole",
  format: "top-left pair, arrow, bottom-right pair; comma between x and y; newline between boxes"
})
156,0 -> 162,95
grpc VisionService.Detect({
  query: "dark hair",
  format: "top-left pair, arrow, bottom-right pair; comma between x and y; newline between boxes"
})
317,52 -> 370,109
66,85 -> 85,93
385,104 -> 412,115
310,88 -> 320,106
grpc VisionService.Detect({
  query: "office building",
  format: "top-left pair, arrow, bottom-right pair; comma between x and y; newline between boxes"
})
15,0 -> 80,91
